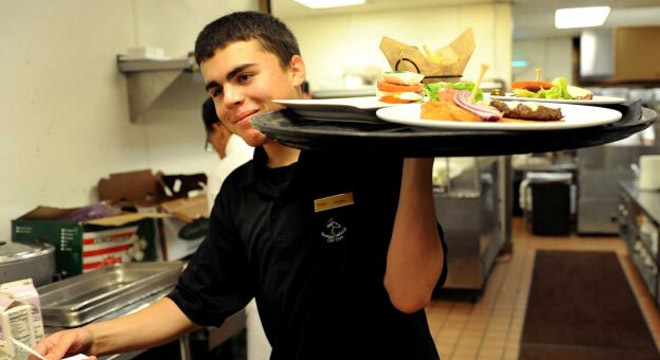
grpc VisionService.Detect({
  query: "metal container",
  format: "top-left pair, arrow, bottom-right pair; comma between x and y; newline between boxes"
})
37,261 -> 183,327
0,241 -> 56,286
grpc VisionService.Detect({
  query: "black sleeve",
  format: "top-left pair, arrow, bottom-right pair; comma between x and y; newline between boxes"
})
435,222 -> 449,288
167,187 -> 252,327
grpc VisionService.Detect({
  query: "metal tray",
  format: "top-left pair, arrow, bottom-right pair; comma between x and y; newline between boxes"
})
38,262 -> 183,327
251,102 -> 657,157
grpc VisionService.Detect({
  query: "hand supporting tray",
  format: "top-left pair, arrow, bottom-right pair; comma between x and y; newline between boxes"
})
252,102 -> 656,157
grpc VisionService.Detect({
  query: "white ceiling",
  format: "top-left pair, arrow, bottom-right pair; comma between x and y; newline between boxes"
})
513,0 -> 660,39
271,0 -> 660,39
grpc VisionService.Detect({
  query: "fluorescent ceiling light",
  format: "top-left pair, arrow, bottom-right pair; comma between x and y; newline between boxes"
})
555,6 -> 611,29
292,0 -> 365,9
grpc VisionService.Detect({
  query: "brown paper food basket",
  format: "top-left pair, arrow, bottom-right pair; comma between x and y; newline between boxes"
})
379,28 -> 475,84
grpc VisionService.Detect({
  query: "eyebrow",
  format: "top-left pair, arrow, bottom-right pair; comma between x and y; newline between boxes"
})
204,63 -> 256,92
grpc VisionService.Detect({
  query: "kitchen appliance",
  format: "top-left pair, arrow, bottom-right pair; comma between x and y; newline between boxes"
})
580,29 -> 614,80
577,146 -> 660,234
0,241 -> 55,286
432,156 -> 510,291
639,155 -> 660,191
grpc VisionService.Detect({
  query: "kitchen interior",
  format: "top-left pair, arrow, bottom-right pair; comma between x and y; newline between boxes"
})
1,0 -> 660,360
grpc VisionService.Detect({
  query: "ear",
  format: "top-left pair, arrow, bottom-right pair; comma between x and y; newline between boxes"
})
288,55 -> 306,88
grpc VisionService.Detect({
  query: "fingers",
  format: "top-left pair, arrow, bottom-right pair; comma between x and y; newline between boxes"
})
35,334 -> 60,360
44,331 -> 78,360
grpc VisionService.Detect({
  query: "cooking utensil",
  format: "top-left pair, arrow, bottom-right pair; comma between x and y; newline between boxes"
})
0,242 -> 56,286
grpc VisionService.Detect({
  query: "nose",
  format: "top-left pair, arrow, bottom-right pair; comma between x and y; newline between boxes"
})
223,84 -> 244,108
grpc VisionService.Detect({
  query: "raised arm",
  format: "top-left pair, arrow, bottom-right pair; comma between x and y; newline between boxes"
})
384,158 -> 445,314
35,297 -> 199,360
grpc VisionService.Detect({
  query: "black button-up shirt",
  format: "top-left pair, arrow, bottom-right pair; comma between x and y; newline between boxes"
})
169,147 -> 447,360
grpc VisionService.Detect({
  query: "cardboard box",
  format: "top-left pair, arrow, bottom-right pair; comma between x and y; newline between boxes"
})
98,170 -> 209,261
12,208 -> 163,278
0,280 -> 43,343
158,195 -> 208,260
0,279 -> 43,360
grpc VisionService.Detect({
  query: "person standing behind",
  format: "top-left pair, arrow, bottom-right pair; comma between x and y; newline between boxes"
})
202,98 -> 271,360
203,97 -> 254,206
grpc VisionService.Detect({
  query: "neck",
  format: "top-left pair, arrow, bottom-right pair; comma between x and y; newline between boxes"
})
263,142 -> 300,168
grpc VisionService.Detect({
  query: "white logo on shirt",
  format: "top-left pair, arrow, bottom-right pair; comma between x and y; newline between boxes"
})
321,218 -> 347,243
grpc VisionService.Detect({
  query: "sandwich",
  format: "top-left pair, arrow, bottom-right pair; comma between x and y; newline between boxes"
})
377,71 -> 425,103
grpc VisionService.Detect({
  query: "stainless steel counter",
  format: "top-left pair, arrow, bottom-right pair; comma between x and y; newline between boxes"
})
45,288 -> 172,360
46,288 -> 246,360
618,181 -> 660,307
44,268 -> 245,360
620,181 -> 660,226
578,145 -> 660,234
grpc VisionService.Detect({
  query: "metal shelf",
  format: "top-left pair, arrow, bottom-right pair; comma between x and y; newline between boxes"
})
117,55 -> 197,73
116,54 -> 204,122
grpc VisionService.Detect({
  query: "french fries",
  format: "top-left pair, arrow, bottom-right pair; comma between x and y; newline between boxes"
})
422,44 -> 459,66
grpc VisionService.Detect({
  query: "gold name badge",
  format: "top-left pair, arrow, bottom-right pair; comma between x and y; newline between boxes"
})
314,192 -> 355,213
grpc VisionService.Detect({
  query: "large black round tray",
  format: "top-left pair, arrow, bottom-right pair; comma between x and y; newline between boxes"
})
251,102 -> 657,157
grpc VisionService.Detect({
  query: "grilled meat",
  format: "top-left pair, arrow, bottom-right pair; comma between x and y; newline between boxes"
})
490,100 -> 562,121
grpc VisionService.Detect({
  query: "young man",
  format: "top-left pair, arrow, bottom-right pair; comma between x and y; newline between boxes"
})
34,11 -> 446,360
202,97 -> 271,359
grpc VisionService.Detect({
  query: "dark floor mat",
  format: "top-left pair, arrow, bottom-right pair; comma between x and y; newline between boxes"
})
520,250 -> 660,360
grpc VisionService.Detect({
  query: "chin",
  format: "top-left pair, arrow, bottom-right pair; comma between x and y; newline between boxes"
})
241,130 -> 269,148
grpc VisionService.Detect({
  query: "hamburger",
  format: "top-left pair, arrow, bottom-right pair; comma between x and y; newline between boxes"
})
377,71 -> 425,104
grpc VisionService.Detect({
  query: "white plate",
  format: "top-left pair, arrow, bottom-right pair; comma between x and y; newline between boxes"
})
274,96 -> 394,111
375,103 -> 622,131
489,94 -> 626,105
273,96 -> 400,123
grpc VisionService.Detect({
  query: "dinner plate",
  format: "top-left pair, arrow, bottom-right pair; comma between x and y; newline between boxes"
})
273,96 -> 397,122
375,103 -> 622,131
488,94 -> 626,105
274,96 -> 393,111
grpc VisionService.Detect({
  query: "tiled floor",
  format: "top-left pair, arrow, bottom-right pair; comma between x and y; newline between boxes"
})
427,217 -> 660,360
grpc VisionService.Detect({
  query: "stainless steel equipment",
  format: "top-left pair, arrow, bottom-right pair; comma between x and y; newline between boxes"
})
619,181 -> 660,307
0,241 -> 55,286
38,261 -> 183,327
433,156 -> 511,291
577,145 -> 660,234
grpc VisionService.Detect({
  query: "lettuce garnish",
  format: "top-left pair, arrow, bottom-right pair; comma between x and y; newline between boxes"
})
423,82 -> 483,102
513,76 -> 573,100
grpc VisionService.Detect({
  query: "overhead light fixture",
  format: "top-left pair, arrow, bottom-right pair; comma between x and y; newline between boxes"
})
292,0 -> 365,9
555,6 -> 611,29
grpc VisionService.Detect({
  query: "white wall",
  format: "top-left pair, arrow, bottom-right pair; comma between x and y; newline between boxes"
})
512,37 -> 574,85
0,0 -> 257,239
281,3 -> 512,90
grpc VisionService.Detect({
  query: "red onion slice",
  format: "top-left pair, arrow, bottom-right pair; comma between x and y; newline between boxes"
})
453,90 -> 502,121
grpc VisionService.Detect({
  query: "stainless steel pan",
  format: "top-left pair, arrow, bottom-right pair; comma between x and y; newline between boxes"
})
37,261 -> 183,327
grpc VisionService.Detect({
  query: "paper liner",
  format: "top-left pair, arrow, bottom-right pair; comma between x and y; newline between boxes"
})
379,28 -> 475,84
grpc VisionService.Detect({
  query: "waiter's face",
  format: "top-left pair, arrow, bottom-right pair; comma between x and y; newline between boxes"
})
201,39 -> 305,147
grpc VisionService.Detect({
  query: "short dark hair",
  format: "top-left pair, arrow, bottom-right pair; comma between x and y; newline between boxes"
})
202,97 -> 220,133
194,11 -> 300,68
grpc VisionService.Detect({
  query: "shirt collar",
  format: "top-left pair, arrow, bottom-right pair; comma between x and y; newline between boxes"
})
243,146 -> 315,196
